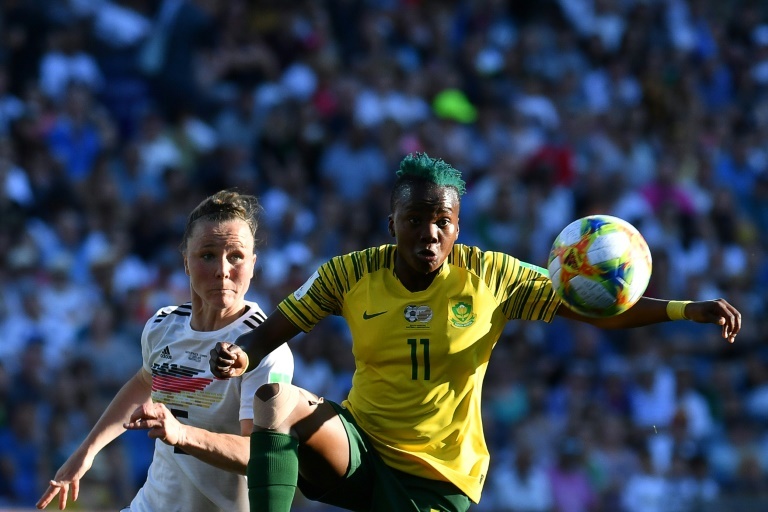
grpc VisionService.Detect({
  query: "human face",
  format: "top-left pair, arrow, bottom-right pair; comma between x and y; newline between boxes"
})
388,182 -> 460,290
183,219 -> 256,312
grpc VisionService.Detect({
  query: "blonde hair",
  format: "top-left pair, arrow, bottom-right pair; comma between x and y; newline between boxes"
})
180,189 -> 261,252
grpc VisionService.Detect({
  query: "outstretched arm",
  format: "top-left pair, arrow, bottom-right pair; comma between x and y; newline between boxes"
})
210,309 -> 302,378
123,403 -> 253,474
37,369 -> 153,510
556,297 -> 741,343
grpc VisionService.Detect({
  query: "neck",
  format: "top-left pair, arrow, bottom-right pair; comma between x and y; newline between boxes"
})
190,297 -> 247,331
394,258 -> 440,292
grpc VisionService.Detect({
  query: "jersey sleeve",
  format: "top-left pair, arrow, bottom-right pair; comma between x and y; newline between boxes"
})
238,343 -> 294,421
489,252 -> 561,321
276,255 -> 347,332
140,307 -> 168,374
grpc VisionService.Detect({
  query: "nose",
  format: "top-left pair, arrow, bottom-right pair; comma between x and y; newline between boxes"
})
215,257 -> 231,278
419,223 -> 439,242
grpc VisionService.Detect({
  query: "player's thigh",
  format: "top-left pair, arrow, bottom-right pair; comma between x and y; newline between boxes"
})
297,402 -> 376,511
292,399 -> 352,489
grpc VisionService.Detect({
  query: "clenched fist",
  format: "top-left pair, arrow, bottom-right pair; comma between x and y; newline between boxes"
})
209,342 -> 249,378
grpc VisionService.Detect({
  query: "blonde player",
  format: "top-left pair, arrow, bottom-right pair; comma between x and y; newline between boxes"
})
37,190 -> 293,511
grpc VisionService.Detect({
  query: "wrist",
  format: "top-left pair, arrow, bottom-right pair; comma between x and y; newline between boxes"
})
234,346 -> 249,377
77,445 -> 98,463
174,424 -> 187,447
666,300 -> 692,321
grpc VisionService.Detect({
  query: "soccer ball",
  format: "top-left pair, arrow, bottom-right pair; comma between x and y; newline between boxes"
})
547,215 -> 652,317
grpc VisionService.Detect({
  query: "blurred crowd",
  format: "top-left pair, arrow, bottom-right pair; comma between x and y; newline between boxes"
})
0,0 -> 767,510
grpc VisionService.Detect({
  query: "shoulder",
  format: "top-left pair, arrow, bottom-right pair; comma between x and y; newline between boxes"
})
242,301 -> 268,328
146,303 -> 192,330
141,304 -> 191,354
449,244 -> 551,283
326,245 -> 395,270
448,244 -> 514,271
318,245 -> 395,284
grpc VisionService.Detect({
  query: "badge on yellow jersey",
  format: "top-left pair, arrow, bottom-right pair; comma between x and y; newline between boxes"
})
404,304 -> 433,328
449,300 -> 476,327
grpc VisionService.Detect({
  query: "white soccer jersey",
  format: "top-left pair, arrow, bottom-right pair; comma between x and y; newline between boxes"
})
126,301 -> 293,512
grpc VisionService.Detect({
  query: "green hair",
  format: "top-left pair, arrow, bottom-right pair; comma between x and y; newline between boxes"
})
395,152 -> 466,195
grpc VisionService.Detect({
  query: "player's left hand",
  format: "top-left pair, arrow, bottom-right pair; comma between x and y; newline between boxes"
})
124,403 -> 185,446
685,298 -> 741,343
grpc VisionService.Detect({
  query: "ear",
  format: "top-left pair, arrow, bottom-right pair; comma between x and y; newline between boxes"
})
387,215 -> 395,237
183,256 -> 190,275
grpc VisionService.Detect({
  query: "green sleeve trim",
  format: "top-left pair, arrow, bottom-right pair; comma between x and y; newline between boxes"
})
518,261 -> 549,277
268,372 -> 292,384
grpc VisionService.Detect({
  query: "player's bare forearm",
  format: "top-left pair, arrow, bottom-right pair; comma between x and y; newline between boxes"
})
238,310 -> 302,362
558,297 -> 669,328
79,369 -> 154,455
211,310 -> 302,377
36,369 -> 152,510
123,403 -> 253,473
558,297 -> 741,342
171,423 -> 252,474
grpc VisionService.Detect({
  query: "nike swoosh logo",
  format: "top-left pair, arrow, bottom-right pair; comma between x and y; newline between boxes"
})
362,310 -> 387,320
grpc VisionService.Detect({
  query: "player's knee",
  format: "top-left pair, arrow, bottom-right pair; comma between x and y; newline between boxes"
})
253,382 -> 301,431
255,382 -> 281,402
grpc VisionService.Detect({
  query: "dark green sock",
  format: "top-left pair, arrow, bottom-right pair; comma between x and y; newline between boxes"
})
248,431 -> 299,512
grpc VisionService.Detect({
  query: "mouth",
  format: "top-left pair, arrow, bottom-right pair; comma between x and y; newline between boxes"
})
417,249 -> 438,262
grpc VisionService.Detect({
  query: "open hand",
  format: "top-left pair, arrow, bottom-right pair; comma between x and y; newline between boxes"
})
209,342 -> 248,378
36,450 -> 93,510
685,298 -> 742,344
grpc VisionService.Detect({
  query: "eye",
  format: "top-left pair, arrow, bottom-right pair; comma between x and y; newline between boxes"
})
200,253 -> 214,261
408,217 -> 421,225
437,218 -> 451,228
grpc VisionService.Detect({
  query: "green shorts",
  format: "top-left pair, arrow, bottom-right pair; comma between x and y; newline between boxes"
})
297,401 -> 471,512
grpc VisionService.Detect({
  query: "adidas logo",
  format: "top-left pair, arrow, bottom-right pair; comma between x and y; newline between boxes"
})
160,346 -> 172,359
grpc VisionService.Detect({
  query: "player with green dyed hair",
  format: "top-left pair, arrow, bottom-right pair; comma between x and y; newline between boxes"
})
210,153 -> 741,512
395,152 -> 467,195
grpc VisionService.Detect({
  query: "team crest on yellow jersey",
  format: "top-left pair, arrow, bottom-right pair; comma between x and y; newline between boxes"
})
449,300 -> 476,327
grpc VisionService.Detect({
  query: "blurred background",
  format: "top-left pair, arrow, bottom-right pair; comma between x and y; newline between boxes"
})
0,0 -> 766,511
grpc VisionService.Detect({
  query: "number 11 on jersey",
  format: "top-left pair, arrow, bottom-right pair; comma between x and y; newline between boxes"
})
408,338 -> 430,380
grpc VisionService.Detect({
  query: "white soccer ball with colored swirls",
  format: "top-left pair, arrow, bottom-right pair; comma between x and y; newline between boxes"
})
547,215 -> 653,317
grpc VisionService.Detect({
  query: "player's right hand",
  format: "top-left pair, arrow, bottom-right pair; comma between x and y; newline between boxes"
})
36,450 -> 93,510
209,342 -> 247,378
686,298 -> 742,344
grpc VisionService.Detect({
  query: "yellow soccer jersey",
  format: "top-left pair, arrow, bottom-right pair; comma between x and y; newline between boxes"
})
277,244 -> 561,503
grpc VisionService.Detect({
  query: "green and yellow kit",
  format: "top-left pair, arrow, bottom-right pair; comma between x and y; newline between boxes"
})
278,244 -> 560,503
